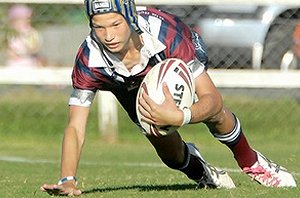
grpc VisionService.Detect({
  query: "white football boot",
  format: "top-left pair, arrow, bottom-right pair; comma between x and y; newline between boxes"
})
243,151 -> 297,187
186,143 -> 236,189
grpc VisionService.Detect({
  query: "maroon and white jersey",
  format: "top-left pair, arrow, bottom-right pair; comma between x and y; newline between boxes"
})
69,7 -> 208,108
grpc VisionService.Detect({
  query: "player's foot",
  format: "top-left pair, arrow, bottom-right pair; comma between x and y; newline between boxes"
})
243,151 -> 297,187
186,143 -> 236,189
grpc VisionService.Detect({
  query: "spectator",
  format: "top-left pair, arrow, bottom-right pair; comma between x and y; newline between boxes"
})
292,22 -> 300,68
5,4 -> 43,68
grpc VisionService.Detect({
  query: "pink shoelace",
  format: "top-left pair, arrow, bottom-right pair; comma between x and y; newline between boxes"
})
243,165 -> 281,187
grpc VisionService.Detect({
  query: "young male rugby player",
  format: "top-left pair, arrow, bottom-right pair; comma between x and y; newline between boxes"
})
41,0 -> 296,196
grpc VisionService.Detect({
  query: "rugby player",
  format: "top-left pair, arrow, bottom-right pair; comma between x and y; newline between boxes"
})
41,0 -> 296,196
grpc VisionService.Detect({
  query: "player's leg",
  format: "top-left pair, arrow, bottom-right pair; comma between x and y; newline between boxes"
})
115,88 -> 235,188
204,107 -> 257,169
205,106 -> 297,187
146,132 -> 236,189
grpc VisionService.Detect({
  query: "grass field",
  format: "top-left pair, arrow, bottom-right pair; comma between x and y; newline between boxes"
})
0,86 -> 299,197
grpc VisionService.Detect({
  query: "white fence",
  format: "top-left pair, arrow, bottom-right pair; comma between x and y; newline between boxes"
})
1,67 -> 300,88
1,67 -> 299,141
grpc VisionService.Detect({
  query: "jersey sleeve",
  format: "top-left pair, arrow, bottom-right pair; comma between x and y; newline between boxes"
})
69,88 -> 96,107
72,40 -> 99,92
69,40 -> 98,107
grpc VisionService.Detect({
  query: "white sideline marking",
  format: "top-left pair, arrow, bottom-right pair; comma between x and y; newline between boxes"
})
0,156 -> 299,176
0,156 -> 56,164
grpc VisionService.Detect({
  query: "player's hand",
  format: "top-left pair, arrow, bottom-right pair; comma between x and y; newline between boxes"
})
40,182 -> 82,196
138,83 -> 183,126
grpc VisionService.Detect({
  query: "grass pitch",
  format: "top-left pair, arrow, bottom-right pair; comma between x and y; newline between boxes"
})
0,86 -> 299,197
0,137 -> 299,198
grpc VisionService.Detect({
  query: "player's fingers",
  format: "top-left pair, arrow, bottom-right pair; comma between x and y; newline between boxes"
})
40,184 -> 64,195
139,107 -> 156,124
162,83 -> 173,100
141,116 -> 156,125
141,91 -> 158,108
59,189 -> 81,196
51,186 -> 82,196
40,185 -> 47,192
138,106 -> 157,124
42,188 -> 60,196
40,184 -> 57,191
139,101 -> 161,124
42,185 -> 81,196
139,92 -> 153,112
138,104 -> 151,118
73,189 -> 82,196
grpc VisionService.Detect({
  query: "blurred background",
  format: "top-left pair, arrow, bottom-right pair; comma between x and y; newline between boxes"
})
0,1 -> 300,69
0,0 -> 299,141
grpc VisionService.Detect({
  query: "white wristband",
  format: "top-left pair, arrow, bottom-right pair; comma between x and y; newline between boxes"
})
181,107 -> 192,126
58,176 -> 77,185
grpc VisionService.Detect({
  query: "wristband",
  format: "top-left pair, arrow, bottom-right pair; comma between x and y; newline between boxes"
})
58,176 -> 77,185
181,107 -> 192,126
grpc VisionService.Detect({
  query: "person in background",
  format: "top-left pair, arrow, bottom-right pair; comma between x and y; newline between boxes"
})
292,22 -> 300,68
5,4 -> 43,68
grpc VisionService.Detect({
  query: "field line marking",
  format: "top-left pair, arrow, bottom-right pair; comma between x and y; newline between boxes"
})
1,156 -> 299,176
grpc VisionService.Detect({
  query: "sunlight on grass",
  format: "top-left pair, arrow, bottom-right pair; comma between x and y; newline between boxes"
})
0,86 -> 299,197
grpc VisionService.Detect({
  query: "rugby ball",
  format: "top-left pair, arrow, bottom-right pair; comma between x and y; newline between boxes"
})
136,58 -> 195,136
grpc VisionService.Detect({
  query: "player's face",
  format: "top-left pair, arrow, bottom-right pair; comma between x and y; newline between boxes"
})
91,13 -> 132,53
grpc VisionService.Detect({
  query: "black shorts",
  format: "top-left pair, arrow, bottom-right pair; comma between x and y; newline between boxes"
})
111,87 -> 140,126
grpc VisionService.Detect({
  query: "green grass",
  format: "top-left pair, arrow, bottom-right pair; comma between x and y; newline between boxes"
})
0,139 -> 299,198
0,86 -> 299,197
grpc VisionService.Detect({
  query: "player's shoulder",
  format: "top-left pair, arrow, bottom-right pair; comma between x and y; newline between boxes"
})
137,7 -> 180,25
137,6 -> 192,39
75,35 -> 109,68
75,36 -> 93,59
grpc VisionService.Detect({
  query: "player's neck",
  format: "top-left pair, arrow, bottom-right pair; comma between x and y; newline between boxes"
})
116,34 -> 143,71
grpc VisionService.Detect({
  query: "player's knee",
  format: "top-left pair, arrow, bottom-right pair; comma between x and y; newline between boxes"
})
148,134 -> 186,169
204,107 -> 236,135
206,107 -> 227,125
155,146 -> 184,167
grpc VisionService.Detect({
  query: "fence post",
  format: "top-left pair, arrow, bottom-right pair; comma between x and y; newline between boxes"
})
252,42 -> 263,69
97,91 -> 118,143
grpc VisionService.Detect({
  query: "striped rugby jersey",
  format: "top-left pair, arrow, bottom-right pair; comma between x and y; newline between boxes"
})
70,7 -> 208,108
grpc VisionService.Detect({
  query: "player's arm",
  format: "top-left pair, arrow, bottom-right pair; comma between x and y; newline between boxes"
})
40,105 -> 90,196
41,89 -> 95,196
63,105 -> 90,177
189,70 -> 223,123
191,71 -> 236,133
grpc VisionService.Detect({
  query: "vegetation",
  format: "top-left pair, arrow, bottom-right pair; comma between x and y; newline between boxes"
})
0,86 -> 299,197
